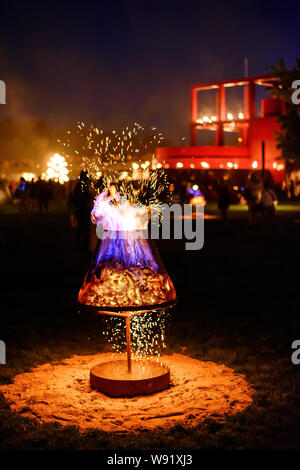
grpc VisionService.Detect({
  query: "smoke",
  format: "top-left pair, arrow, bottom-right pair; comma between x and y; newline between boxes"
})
2,78 -> 34,123
0,116 -> 58,175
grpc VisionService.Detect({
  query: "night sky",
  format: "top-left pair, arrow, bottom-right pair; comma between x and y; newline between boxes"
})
1,0 -> 299,141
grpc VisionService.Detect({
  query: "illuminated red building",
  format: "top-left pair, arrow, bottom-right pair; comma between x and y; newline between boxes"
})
155,74 -> 286,185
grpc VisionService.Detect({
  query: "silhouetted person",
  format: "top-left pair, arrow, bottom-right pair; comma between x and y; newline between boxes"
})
28,179 -> 38,211
244,173 -> 262,225
218,182 -> 230,221
261,180 -> 277,224
71,171 -> 92,247
178,180 -> 187,203
15,177 -> 28,212
47,179 -> 55,209
36,177 -> 51,213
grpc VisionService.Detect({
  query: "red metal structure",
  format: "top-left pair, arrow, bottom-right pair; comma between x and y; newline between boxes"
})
155,74 -> 286,184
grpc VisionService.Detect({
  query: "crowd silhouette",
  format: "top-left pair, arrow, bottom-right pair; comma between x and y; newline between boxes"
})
1,170 -> 283,251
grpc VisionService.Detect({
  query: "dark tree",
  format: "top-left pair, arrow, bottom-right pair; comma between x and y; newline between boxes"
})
269,58 -> 300,165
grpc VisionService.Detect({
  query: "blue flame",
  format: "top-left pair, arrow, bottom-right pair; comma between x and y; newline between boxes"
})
95,230 -> 159,272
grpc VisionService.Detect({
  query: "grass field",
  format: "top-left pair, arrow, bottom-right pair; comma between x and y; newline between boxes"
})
0,201 -> 299,450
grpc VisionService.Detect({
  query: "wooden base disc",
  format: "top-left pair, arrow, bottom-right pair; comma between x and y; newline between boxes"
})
90,360 -> 170,397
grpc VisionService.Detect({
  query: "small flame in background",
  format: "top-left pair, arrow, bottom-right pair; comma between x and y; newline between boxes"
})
62,123 -> 175,360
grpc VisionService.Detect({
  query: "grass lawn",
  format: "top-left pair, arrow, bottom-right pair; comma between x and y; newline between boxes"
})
0,201 -> 299,450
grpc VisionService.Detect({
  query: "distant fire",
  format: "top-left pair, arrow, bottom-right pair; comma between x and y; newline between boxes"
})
44,153 -> 69,183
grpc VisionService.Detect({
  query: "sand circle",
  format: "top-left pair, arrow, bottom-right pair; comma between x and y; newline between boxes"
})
0,353 -> 253,432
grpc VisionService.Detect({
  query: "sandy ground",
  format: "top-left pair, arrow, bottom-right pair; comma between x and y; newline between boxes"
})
0,353 -> 253,432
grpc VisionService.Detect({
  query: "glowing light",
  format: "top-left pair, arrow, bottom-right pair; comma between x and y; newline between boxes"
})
238,137 -> 243,143
233,163 -> 239,169
233,185 -> 239,191
227,162 -> 233,168
119,171 -> 128,180
197,112 -> 247,124
190,163 -> 195,169
192,184 -> 199,191
200,161 -> 210,169
190,195 -> 206,206
196,115 -> 220,124
252,160 -> 258,169
22,172 -> 36,181
176,162 -> 183,168
46,153 -> 69,183
156,163 -> 162,169
141,161 -> 150,170
132,162 -> 139,170
273,162 -> 277,169
277,163 -> 284,171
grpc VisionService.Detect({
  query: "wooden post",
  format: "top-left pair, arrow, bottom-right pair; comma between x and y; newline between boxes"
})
216,85 -> 225,146
126,315 -> 132,373
190,87 -> 198,146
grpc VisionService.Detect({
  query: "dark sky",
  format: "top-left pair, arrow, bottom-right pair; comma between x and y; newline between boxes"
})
0,0 -> 299,141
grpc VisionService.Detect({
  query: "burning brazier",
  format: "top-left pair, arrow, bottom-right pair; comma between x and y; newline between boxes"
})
78,191 -> 177,397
